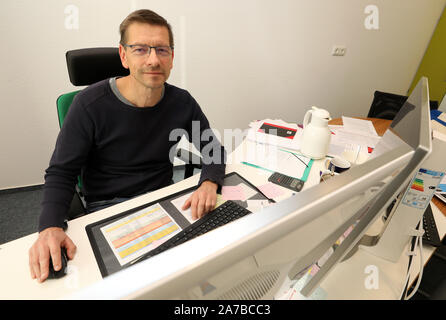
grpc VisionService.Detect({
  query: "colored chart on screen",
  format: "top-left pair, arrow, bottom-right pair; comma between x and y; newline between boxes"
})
402,168 -> 444,210
410,178 -> 424,192
100,203 -> 181,265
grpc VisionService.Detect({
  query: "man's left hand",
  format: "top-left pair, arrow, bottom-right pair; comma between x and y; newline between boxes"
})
182,180 -> 218,220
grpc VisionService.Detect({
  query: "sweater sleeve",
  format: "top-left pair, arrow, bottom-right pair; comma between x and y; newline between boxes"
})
186,97 -> 226,188
39,95 -> 94,232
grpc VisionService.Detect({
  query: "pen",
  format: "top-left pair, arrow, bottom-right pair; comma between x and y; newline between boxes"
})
291,153 -> 308,168
354,145 -> 361,164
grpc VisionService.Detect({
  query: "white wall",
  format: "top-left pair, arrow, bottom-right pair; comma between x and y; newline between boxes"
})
1,0 -> 445,189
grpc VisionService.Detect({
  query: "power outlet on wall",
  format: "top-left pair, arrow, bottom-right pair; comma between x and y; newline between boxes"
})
331,45 -> 347,56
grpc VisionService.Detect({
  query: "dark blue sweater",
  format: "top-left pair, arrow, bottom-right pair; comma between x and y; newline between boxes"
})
39,79 -> 225,232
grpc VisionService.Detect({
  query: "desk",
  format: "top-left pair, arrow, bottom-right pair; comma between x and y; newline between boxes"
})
0,158 -> 299,300
0,118 -> 444,300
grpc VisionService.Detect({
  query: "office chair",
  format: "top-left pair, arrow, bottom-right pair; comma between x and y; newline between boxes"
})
367,90 -> 439,120
56,47 -> 130,218
57,47 -> 201,219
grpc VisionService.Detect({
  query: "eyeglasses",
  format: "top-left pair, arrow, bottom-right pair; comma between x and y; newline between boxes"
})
123,44 -> 173,57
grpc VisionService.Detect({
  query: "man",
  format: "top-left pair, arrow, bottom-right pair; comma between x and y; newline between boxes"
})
29,9 -> 225,283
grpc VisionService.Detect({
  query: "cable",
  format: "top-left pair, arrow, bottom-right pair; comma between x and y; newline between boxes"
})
405,234 -> 424,300
398,216 -> 425,300
399,236 -> 416,300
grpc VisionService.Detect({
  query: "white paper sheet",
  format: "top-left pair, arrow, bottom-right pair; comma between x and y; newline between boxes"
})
171,193 -> 227,224
171,192 -> 196,223
432,119 -> 446,135
438,112 -> 446,123
246,199 -> 271,213
243,145 -> 311,180
331,129 -> 380,148
342,116 -> 378,137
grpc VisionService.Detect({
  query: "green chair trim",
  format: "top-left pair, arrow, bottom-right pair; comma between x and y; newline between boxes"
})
56,90 -> 83,189
56,90 -> 81,128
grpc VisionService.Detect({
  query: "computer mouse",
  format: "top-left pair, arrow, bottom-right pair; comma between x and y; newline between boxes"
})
48,247 -> 68,279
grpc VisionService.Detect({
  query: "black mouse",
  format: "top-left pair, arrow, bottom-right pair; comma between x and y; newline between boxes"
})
48,247 -> 68,279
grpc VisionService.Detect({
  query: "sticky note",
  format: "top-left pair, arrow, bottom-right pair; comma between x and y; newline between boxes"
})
258,182 -> 286,199
221,185 -> 246,201
238,183 -> 257,201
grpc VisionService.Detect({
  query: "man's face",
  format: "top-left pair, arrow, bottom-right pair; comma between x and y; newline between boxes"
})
119,22 -> 173,90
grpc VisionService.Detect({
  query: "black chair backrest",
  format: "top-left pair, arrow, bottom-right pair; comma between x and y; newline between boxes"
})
367,90 -> 439,120
66,47 -> 129,86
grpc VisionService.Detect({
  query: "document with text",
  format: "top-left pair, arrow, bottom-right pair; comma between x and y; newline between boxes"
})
100,203 -> 181,265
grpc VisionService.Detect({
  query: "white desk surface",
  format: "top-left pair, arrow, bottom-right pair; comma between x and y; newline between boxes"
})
0,138 -> 444,300
0,139 -> 310,300
319,202 -> 445,299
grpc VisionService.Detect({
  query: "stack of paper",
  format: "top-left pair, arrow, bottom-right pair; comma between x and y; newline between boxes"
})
431,111 -> 446,204
432,111 -> 446,142
247,119 -> 302,151
342,116 -> 379,137
435,175 -> 446,204
328,117 -> 381,163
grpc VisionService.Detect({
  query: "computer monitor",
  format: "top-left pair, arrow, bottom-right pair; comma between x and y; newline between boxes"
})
70,77 -> 431,300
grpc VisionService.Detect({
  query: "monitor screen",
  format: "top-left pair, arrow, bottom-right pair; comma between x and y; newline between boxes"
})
70,77 -> 431,300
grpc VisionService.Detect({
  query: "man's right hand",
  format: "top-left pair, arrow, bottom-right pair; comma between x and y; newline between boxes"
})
28,227 -> 77,283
